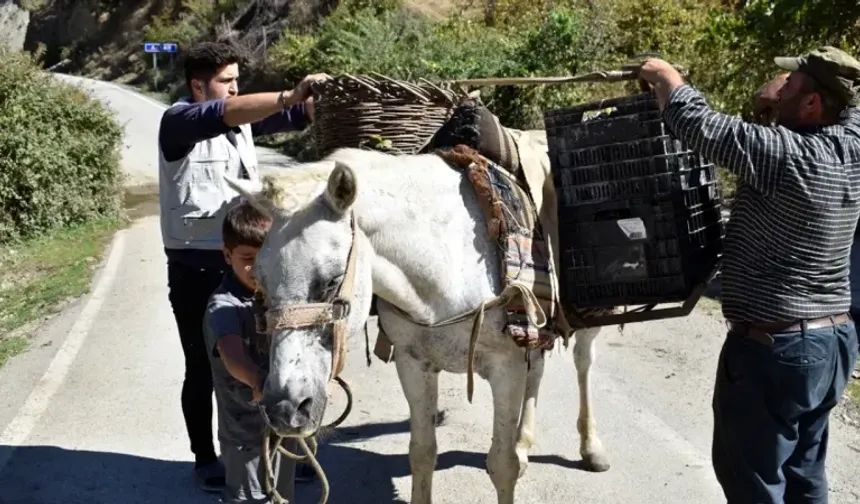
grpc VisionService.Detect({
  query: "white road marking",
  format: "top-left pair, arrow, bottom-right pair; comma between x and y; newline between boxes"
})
0,230 -> 128,473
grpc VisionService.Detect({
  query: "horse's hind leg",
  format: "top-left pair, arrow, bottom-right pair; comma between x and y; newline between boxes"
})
486,351 -> 529,504
515,349 -> 545,477
394,348 -> 440,504
574,327 -> 610,472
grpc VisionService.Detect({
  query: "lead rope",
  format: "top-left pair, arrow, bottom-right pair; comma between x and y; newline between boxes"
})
262,376 -> 354,504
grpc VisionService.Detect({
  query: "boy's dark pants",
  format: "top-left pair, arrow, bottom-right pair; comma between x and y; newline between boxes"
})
712,316 -> 858,504
167,260 -> 226,466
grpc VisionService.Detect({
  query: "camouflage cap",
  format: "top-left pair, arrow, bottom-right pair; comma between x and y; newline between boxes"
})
774,46 -> 860,106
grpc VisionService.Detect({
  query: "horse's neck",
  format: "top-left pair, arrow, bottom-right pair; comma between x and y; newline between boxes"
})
356,155 -> 502,324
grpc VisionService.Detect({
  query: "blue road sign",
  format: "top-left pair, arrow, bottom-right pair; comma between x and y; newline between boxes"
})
144,42 -> 178,53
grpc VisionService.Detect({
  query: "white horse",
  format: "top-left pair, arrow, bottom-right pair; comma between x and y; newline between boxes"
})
225,146 -> 609,504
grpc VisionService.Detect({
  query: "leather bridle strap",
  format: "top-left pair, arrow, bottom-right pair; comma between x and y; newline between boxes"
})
260,214 -> 359,380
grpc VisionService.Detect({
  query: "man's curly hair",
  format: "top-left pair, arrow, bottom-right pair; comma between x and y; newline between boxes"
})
182,42 -> 242,92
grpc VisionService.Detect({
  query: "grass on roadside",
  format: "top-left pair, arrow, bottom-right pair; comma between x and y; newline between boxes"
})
0,218 -> 122,368
847,380 -> 860,402
697,296 -> 722,316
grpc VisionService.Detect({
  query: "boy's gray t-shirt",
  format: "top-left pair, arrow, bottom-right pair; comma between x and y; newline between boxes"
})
203,272 -> 269,448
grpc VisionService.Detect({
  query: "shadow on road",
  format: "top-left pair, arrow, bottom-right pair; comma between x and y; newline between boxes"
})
0,418 -> 588,504
0,444 -> 213,504
297,416 -> 592,503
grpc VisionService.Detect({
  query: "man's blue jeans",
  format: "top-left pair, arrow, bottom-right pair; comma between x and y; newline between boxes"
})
712,318 -> 859,504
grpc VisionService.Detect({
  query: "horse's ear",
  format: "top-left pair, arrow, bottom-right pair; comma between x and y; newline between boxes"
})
223,175 -> 278,218
323,161 -> 357,215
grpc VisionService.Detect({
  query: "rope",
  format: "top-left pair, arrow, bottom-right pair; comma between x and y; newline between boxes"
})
262,376 -> 354,504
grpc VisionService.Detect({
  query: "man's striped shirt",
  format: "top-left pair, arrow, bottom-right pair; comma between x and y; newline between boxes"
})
664,85 -> 860,323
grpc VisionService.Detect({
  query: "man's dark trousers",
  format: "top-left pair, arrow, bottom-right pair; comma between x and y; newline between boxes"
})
712,317 -> 859,503
167,260 -> 226,467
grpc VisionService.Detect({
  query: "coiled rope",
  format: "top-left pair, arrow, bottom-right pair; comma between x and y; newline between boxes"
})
262,376 -> 354,504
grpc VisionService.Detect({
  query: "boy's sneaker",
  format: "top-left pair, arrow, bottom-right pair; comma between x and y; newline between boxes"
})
295,462 -> 317,483
194,460 -> 226,493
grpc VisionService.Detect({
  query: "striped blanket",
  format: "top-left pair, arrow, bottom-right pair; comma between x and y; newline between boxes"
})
435,145 -> 561,351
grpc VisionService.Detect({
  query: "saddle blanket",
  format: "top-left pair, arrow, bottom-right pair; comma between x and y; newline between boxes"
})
435,145 -> 561,351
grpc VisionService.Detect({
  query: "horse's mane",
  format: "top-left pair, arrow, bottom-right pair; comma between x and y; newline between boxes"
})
260,147 -> 399,216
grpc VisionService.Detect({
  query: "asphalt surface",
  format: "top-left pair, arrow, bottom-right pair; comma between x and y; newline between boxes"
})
1,76 -> 860,504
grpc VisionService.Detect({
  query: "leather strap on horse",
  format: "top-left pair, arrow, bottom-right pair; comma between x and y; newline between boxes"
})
388,281 -> 545,403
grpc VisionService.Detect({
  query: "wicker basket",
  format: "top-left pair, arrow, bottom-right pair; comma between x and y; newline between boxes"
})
309,73 -> 467,156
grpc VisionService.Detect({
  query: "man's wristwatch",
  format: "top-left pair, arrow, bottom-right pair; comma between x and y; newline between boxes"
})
277,89 -> 289,110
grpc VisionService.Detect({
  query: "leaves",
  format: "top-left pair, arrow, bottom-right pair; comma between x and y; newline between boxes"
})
0,49 -> 124,243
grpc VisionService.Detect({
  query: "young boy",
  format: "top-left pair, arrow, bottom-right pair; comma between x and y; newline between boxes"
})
203,201 -> 312,503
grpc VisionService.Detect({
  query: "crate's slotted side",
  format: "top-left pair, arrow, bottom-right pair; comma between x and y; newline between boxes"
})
545,92 -> 725,310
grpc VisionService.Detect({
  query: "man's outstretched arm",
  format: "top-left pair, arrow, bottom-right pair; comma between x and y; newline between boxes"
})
158,73 -> 328,162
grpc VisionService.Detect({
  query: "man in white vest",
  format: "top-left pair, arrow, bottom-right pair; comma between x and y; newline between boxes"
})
157,41 -> 327,493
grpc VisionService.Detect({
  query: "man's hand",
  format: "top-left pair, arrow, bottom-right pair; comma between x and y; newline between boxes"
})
636,58 -> 686,111
283,73 -> 331,107
752,73 -> 789,125
637,58 -> 680,85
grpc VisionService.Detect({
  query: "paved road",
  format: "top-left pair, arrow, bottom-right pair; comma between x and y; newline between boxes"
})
2,77 -> 860,504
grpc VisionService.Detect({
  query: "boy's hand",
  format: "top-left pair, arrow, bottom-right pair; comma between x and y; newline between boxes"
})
251,371 -> 265,403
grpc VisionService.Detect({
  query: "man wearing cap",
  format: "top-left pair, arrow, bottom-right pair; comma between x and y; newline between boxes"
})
638,47 -> 860,503
751,71 -> 860,345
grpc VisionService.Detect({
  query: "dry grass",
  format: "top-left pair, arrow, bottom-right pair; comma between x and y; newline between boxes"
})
404,0 -> 476,18
0,218 -> 121,368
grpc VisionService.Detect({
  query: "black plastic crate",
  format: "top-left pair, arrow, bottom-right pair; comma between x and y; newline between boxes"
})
545,92 -> 667,150
560,135 -> 686,169
556,160 -> 717,207
546,112 -> 669,151
563,197 -> 724,248
557,207 -> 724,307
544,91 -> 725,309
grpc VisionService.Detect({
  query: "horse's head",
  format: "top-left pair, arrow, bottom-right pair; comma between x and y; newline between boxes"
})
225,161 -> 373,438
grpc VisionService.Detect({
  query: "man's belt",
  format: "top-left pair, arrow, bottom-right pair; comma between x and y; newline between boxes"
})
727,313 -> 852,347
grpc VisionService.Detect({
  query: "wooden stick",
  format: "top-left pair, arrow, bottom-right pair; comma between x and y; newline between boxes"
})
445,71 -> 636,87
445,66 -> 688,87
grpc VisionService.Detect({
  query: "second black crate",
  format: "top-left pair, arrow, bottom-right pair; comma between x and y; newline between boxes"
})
557,197 -> 724,308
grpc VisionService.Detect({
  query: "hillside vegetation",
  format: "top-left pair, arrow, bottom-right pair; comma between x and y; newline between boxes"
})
25,0 -> 860,112
0,46 -> 123,358
21,0 -> 860,174
0,48 -> 123,242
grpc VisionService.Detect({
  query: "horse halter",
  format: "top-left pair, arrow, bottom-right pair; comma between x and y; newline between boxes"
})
253,213 -> 358,381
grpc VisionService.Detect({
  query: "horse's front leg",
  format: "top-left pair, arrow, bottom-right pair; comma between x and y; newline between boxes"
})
515,348 -> 545,477
573,327 -> 610,472
394,346 -> 440,504
486,350 -> 529,504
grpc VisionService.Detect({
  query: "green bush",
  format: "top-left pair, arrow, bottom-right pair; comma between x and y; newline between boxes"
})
0,49 -> 124,243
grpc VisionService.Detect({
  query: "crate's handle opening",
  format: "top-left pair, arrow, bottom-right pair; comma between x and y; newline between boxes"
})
594,207 -> 631,221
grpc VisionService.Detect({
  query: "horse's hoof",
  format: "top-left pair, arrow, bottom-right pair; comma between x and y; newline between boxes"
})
582,452 -> 610,473
516,449 -> 529,479
517,462 -> 528,479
